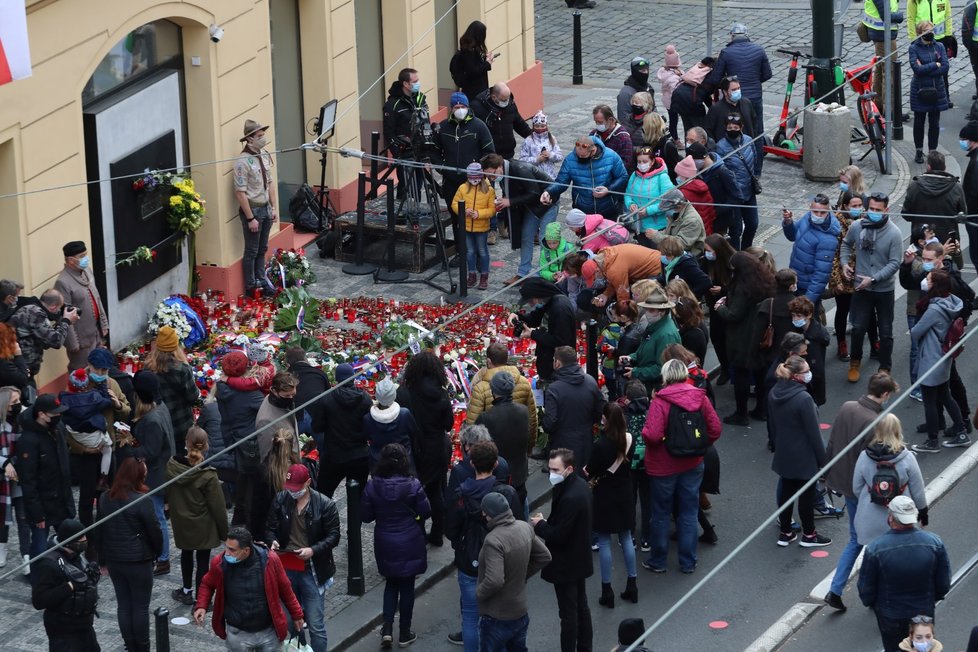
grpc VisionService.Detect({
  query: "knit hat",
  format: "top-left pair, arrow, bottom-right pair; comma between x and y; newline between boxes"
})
960,121 -> 978,142
68,368 -> 89,391
133,370 -> 160,404
450,92 -> 469,107
466,162 -> 484,180
618,618 -> 646,646
221,351 -> 249,378
56,519 -> 85,546
155,326 -> 179,352
481,492 -> 511,518
581,259 -> 600,288
565,208 -> 587,228
888,495 -> 918,524
375,378 -> 397,407
87,348 -> 116,370
544,221 -> 563,243
490,371 -> 515,397
675,155 -> 697,180
531,111 -> 548,126
335,363 -> 355,383
686,142 -> 708,160
62,241 -> 86,257
625,381 -> 648,401
664,44 -> 681,67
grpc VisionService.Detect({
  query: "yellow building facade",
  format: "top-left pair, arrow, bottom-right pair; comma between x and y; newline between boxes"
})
0,0 -> 542,389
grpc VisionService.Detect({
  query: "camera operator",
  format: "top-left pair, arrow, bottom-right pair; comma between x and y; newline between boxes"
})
383,68 -> 430,202
31,519 -> 102,651
511,277 -> 577,383
56,241 -> 109,371
9,288 -> 79,381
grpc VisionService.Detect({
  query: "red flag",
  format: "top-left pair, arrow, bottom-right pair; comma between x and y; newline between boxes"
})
0,0 -> 32,86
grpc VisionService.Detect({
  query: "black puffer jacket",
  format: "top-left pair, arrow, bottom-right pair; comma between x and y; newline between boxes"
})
396,378 -> 453,486
476,396 -> 530,490
96,490 -> 163,563
434,114 -> 495,187
289,361 -> 331,417
901,171 -> 966,242
31,550 -> 100,633
470,89 -> 531,159
311,384 -> 373,463
520,278 -> 578,381
265,488 -> 341,582
542,364 -> 606,469
16,413 -> 75,526
382,81 -> 428,153
215,381 -> 265,472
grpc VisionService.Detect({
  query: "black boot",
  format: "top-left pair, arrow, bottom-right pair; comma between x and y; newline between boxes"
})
598,582 -> 615,608
381,622 -> 393,649
698,510 -> 718,544
620,576 -> 638,603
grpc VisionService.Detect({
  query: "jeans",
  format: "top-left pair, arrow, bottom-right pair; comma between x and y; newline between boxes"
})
597,531 -> 637,583
479,613 -> 529,652
285,569 -> 329,652
778,477 -> 816,535
107,560 -> 154,647
649,464 -> 704,571
849,290 -> 895,369
553,579 -> 593,652
8,496 -> 32,556
151,493 -> 169,561
458,571 -> 479,652
912,109 -> 940,151
467,232 -> 490,274
908,314 -> 919,385
875,612 -> 913,652
240,205 -> 273,291
829,496 -> 861,596
29,523 -> 50,559
922,382 -> 964,441
225,625 -> 282,652
518,205 -> 559,276
727,196 -> 759,250
383,575 -> 416,633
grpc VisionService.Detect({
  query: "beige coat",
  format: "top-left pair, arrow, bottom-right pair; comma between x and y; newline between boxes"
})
55,266 -> 109,370
466,365 -> 538,446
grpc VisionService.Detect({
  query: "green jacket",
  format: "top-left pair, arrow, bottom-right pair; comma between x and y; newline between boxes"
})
627,315 -> 681,383
539,238 -> 574,281
165,456 -> 229,551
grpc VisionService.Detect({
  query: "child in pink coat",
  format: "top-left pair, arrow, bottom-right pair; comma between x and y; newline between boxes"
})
656,45 -> 685,145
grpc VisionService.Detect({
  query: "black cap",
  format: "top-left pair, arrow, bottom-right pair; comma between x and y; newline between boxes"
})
33,393 -> 68,416
133,370 -> 160,404
62,241 -> 86,257
687,142 -> 708,160
56,519 -> 85,545
960,121 -> 978,142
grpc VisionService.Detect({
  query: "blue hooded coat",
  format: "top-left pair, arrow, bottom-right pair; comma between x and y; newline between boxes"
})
783,211 -> 843,303
545,135 -> 628,216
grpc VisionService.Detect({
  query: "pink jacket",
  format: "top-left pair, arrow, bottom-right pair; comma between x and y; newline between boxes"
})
582,213 -> 630,253
642,383 -> 721,477
656,66 -> 685,111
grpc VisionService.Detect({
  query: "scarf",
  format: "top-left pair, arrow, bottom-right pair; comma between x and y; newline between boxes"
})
858,215 -> 889,253
0,423 -> 13,525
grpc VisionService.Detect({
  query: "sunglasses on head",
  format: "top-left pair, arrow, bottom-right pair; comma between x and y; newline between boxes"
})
911,615 -> 934,625
868,192 -> 889,202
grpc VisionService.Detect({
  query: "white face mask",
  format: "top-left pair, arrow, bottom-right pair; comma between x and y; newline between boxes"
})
548,471 -> 566,486
912,641 -> 933,652
251,136 -> 268,149
800,370 -> 813,384
637,162 -> 652,173
468,178 -> 481,185
704,250 -> 717,261
454,108 -> 468,120
920,278 -> 930,292
594,123 -> 608,133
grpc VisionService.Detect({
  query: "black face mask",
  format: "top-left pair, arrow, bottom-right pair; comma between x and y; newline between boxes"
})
633,71 -> 649,86
9,403 -> 21,418
67,541 -> 88,555
726,129 -> 741,141
921,33 -> 934,43
47,414 -> 62,428
631,104 -> 645,116
269,394 -> 295,410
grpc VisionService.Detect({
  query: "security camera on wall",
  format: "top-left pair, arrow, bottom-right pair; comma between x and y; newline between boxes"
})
208,24 -> 225,43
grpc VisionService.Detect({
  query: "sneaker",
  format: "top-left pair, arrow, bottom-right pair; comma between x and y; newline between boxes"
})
814,504 -> 844,519
640,540 -> 651,552
837,341 -> 850,361
943,433 -> 972,448
824,591 -> 847,612
915,149 -> 925,164
800,532 -> 832,547
641,560 -> 667,573
399,631 -> 418,648
591,542 -> 599,552
171,588 -> 194,605
447,631 -> 464,646
680,565 -> 696,574
912,439 -> 942,454
909,390 -> 923,402
722,413 -> 750,427
382,623 -> 394,649
777,532 -> 797,547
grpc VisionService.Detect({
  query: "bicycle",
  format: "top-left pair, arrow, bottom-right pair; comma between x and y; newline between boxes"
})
843,55 -> 887,174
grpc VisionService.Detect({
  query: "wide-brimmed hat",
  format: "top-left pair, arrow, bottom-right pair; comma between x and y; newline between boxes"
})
240,119 -> 270,142
637,284 -> 675,310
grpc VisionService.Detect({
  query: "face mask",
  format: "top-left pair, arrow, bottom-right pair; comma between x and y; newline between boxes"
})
921,261 -> 936,272
47,414 -> 62,428
67,541 -> 88,555
495,98 -> 510,109
594,123 -> 608,133
792,318 -> 807,328
633,71 -> 649,85
78,256 -> 90,270
800,371 -> 813,384
224,553 -> 242,565
867,212 -> 884,223
960,139 -> 971,152
726,129 -> 741,141
811,216 -> 826,225
920,278 -> 930,292
631,105 -> 645,116
9,403 -> 21,418
548,471 -> 566,486
410,81 -> 421,93
839,181 -> 849,192
453,108 -> 468,120
849,207 -> 863,217
728,89 -> 742,102
913,641 -> 933,652
251,136 -> 268,150
89,372 -> 107,383
922,33 -> 934,43
468,178 -> 481,185
269,394 -> 295,410
288,488 -> 307,500
705,250 -> 717,261
660,255 -> 671,265
637,162 -> 652,173
694,158 -> 706,170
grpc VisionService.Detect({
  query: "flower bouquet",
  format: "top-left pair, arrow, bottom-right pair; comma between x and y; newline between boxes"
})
266,248 -> 316,289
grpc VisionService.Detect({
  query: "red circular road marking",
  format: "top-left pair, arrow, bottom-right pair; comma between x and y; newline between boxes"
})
490,261 -> 506,268
810,550 -> 830,558
709,621 -> 729,630
820,423 -> 831,430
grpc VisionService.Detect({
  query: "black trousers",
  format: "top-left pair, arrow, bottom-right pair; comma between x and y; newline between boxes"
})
71,453 -> 101,527
553,579 -> 593,652
778,477 -> 816,535
423,475 -> 447,539
317,456 -> 369,498
107,560 -> 154,647
876,612 -> 913,652
180,548 -> 211,593
922,382 -> 965,441
47,627 -> 100,652
912,109 -> 941,151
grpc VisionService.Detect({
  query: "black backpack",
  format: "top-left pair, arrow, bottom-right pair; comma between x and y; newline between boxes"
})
868,459 -> 905,506
663,404 -> 709,458
287,184 -> 325,233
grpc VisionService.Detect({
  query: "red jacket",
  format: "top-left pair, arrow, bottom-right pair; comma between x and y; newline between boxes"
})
679,179 -> 716,235
195,545 -> 303,641
642,382 -> 721,476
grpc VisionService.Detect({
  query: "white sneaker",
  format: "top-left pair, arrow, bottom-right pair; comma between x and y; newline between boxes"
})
22,554 -> 30,576
0,542 -> 6,567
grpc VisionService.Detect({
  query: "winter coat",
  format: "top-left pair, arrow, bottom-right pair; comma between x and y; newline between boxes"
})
311,383 -> 372,463
471,90 -> 532,160
154,362 -> 199,447
911,294 -> 963,386
661,253 -> 712,298
963,146 -> 978,219
215,381 -> 265,472
361,475 -> 430,577
680,322 -> 710,366
540,238 -> 575,280
476,510 -> 551,620
707,36 -> 773,104
466,365 -> 538,444
30,550 -> 100,633
824,395 -> 885,498
670,80 -> 713,123
0,355 -> 29,391
195,545 -> 303,642
60,387 -> 113,434
396,378 -> 453,486
476,396 -> 531,489
591,124 -> 635,172
382,82 -> 428,152
656,66 -> 684,110
679,178 -> 717,234
15,414 -> 75,525
265,488 -> 341,582
858,526 -> 950,620
255,398 -> 299,463
96,490 -> 163,562
617,75 -> 656,123
627,315 -> 682,384
8,301 -> 70,376
768,379 -> 826,480
624,158 -> 676,231
909,38 -> 950,113
363,404 -> 421,473
518,131 -> 563,180
801,319 -> 831,406
533,472 -> 593,583
599,244 -> 664,304
901,171 -> 965,242
127,403 -> 175,490
704,97 -> 758,144
450,49 -> 492,102
545,136 -> 629,216
498,159 -> 553,250
445,475 -> 521,575
580,213 -> 631,254
853,443 -> 927,546
646,203 -> 707,256
446,453 -> 511,499
715,135 -> 757,201
54,266 -> 108,371
520,278 -> 578,381
828,214 -> 857,297
716,286 -> 770,369
289,361 -> 331,424
698,153 -> 738,231
542,364 -> 605,468
588,434 -> 635,533
434,113 -> 495,187
841,217 -> 903,292
452,181 -> 496,233
198,400 -> 234,472
783,211 -> 843,303
642,382 -> 721,477
165,456 -> 228,550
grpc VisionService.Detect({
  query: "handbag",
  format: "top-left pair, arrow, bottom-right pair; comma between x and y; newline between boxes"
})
758,298 -> 775,350
918,84 -> 939,104
735,150 -> 762,195
856,22 -> 871,43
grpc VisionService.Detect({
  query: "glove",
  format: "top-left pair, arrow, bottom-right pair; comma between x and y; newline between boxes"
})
890,11 -> 904,24
918,506 -> 929,527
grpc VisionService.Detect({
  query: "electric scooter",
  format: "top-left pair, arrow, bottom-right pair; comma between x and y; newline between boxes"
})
763,49 -> 815,162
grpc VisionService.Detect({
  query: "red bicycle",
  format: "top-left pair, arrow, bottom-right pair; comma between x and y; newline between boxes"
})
844,55 -> 887,173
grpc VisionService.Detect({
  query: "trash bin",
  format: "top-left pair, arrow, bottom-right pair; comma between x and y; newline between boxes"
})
802,105 -> 851,182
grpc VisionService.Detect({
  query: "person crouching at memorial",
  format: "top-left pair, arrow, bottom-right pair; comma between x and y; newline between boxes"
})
453,162 -> 496,290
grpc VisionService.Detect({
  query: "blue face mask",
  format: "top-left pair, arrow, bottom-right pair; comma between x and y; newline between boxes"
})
224,553 -> 241,564
921,261 -> 936,272
410,81 -> 421,94
78,256 -> 90,270
867,212 -> 883,223
811,216 -> 826,225
839,181 -> 849,192
89,372 -> 107,383
849,206 -> 863,217
792,318 -> 807,328
729,89 -> 742,102
660,255 -> 671,264
704,250 -> 716,261
960,139 -> 971,152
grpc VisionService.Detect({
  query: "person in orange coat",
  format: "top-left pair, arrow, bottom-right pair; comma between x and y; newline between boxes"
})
580,243 -> 662,309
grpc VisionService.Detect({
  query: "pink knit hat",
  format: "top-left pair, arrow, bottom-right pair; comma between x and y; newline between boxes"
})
665,45 -> 681,68
675,155 -> 698,180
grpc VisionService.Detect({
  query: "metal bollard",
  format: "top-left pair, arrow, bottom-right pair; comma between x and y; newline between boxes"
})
585,319 -> 599,382
346,477 -> 365,596
155,606 -> 170,652
572,12 -> 583,85
456,200 -> 469,297
368,132 -> 381,199
892,61 -> 904,141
